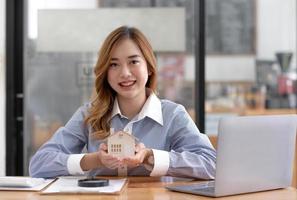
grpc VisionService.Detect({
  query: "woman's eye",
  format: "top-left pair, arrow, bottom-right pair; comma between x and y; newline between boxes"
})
130,60 -> 139,65
109,63 -> 118,67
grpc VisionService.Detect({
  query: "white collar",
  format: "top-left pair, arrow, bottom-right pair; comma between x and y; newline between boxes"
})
111,90 -> 163,126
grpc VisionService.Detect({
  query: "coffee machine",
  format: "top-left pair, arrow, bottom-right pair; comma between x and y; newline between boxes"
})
276,52 -> 296,108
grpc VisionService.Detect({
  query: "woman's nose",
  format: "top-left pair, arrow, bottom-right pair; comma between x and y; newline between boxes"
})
120,65 -> 132,77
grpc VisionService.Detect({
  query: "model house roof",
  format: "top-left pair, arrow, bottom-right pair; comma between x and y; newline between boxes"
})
107,131 -> 139,141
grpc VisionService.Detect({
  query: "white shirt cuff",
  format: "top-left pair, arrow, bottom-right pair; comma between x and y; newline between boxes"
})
67,154 -> 85,175
150,149 -> 169,176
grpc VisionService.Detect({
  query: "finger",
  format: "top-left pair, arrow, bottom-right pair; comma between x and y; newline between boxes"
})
126,160 -> 140,168
99,151 -> 119,164
123,159 -> 136,168
138,143 -> 145,149
136,149 -> 146,159
135,143 -> 145,152
109,164 -> 119,169
109,160 -> 121,169
102,153 -> 120,161
107,162 -> 120,169
98,149 -> 108,160
123,157 -> 140,167
100,156 -> 120,168
99,143 -> 107,151
105,156 -> 120,162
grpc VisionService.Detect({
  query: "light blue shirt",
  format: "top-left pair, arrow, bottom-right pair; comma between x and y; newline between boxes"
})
29,93 -> 216,179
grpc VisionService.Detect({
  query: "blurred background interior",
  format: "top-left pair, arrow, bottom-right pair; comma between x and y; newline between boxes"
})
0,0 -> 296,184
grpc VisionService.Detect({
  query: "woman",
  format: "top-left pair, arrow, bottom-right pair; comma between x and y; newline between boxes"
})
29,26 -> 216,179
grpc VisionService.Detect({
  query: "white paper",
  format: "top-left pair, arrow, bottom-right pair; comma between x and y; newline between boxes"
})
42,176 -> 126,194
0,177 -> 55,191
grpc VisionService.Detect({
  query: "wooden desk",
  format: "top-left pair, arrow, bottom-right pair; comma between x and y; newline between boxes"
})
0,177 -> 296,200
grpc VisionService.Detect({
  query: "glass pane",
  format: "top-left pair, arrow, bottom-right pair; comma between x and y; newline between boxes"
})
205,0 -> 297,139
24,0 -> 100,175
24,0 -> 196,175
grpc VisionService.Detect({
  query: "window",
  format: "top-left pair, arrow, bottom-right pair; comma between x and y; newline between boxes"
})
205,0 -> 297,136
111,144 -> 122,153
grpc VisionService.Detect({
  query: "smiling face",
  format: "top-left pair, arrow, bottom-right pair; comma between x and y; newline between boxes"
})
107,38 -> 150,104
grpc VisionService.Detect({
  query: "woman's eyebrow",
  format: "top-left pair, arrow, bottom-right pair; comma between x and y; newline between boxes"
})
127,55 -> 141,59
110,55 -> 141,61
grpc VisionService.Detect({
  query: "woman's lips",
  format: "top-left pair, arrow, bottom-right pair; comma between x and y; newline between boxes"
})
119,80 -> 136,87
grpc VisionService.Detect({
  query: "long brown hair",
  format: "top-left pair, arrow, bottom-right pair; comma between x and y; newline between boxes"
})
85,26 -> 158,140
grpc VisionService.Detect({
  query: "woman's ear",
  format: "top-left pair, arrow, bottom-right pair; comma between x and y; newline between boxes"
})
148,70 -> 152,76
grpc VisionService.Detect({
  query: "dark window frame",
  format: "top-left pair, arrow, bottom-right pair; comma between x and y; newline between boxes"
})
195,0 -> 205,132
6,0 -> 24,175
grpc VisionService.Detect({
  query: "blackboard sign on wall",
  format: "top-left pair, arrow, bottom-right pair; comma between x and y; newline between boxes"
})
206,0 -> 255,54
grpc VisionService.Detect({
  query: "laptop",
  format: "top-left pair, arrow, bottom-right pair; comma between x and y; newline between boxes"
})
166,115 -> 297,197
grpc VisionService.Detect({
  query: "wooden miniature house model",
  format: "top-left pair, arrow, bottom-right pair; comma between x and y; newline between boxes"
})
107,131 -> 137,176
107,131 -> 136,158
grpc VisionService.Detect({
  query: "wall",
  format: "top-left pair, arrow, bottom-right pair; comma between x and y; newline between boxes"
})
206,56 -> 255,82
37,8 -> 185,52
0,0 -> 6,176
184,55 -> 255,82
257,0 -> 296,67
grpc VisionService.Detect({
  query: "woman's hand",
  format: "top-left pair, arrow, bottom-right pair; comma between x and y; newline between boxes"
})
122,143 -> 153,168
97,143 -> 122,169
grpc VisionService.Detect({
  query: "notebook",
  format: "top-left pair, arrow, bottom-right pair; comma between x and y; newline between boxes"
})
166,115 -> 297,197
0,176 -> 54,191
